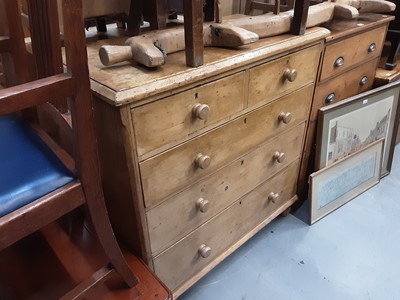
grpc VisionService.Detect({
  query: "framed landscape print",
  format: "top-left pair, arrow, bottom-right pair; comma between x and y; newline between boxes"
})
309,139 -> 383,224
316,81 -> 400,176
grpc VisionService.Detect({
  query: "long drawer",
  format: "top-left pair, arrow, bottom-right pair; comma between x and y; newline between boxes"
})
132,72 -> 246,159
314,58 -> 378,109
140,85 -> 313,208
248,44 -> 321,107
153,161 -> 300,291
319,26 -> 386,81
146,123 -> 305,255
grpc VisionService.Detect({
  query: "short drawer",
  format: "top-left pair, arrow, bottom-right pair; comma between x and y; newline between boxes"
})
314,58 -> 378,110
140,85 -> 313,208
319,25 -> 386,82
132,72 -> 246,158
146,123 -> 305,255
152,162 -> 299,291
248,44 -> 321,107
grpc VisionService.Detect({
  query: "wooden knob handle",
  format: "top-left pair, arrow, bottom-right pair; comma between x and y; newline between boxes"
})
196,198 -> 210,213
268,192 -> 280,203
283,68 -> 297,82
195,153 -> 211,169
278,112 -> 292,124
192,103 -> 210,120
273,151 -> 285,163
99,45 -> 133,66
198,244 -> 212,258
359,76 -> 368,86
334,56 -> 344,68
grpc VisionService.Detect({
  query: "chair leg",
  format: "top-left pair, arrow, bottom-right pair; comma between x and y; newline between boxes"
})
60,0 -> 138,288
127,0 -> 143,36
385,30 -> 400,70
143,0 -> 168,30
85,188 -> 138,287
203,0 -> 215,22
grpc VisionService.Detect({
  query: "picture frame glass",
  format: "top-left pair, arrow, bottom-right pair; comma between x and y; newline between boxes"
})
310,139 -> 383,224
316,82 -> 400,175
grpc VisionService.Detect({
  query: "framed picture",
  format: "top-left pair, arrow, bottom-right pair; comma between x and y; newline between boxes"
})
316,81 -> 400,176
309,139 -> 383,224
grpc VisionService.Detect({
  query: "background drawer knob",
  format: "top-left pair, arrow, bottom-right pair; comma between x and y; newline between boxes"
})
195,153 -> 211,169
268,192 -> 280,204
359,76 -> 368,86
192,103 -> 210,120
325,92 -> 336,104
273,151 -> 286,163
196,198 -> 210,213
278,112 -> 292,124
198,244 -> 212,258
334,56 -> 344,68
283,68 -> 297,82
368,43 -> 376,53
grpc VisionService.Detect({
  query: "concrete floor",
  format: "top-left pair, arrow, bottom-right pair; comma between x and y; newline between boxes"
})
180,145 -> 400,300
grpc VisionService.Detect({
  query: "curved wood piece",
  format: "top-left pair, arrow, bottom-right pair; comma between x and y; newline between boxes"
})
210,24 -> 259,48
100,24 -> 258,67
335,0 -> 396,13
334,3 -> 360,19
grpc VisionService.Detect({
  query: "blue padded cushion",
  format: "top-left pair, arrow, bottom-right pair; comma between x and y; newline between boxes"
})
0,115 -> 75,217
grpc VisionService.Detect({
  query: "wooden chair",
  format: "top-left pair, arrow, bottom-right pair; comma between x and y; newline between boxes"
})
245,0 -> 295,15
0,0 -> 138,296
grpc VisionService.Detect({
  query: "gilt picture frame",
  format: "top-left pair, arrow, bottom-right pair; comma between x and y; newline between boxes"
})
316,81 -> 400,176
310,139 -> 383,224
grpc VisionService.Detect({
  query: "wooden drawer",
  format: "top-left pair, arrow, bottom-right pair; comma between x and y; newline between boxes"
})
314,58 -> 378,110
153,162 -> 299,291
132,72 -> 246,158
248,44 -> 321,107
146,123 -> 305,255
319,26 -> 386,82
140,85 -> 313,208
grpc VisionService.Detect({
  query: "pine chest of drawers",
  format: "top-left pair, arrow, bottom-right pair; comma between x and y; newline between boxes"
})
297,14 -> 394,200
87,27 -> 329,296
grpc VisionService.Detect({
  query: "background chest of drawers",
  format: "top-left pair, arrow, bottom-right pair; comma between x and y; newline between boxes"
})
88,27 -> 329,296
297,14 -> 394,201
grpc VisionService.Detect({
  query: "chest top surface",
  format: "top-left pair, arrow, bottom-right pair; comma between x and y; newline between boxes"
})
86,26 -> 330,107
323,13 -> 393,42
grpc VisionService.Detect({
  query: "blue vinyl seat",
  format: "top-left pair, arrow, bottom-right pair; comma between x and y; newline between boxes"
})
0,115 -> 75,217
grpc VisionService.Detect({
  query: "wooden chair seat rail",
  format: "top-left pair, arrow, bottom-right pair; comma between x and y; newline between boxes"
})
0,182 -> 85,250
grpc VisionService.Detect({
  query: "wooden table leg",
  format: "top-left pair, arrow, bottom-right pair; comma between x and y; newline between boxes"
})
143,0 -> 168,30
204,0 -> 215,22
290,0 -> 310,35
184,0 -> 204,67
127,0 -> 144,36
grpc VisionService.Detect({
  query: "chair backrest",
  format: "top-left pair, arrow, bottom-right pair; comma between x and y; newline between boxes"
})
0,0 -> 92,180
245,0 -> 295,15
